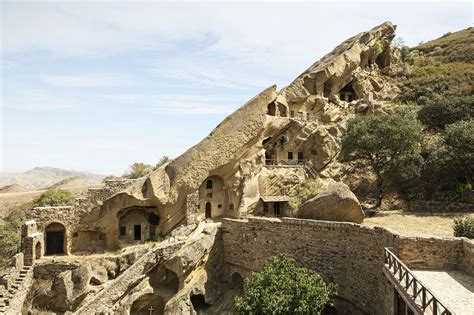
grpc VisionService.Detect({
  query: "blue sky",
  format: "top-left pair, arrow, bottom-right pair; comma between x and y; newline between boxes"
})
1,1 -> 472,174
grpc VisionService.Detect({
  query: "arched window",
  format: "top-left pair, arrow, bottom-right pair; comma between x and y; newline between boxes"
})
206,179 -> 213,189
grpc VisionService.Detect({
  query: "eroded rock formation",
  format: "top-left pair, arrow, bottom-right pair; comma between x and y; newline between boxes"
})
11,22 -> 406,315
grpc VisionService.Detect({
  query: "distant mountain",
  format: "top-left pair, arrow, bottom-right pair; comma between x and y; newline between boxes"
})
0,167 -> 107,191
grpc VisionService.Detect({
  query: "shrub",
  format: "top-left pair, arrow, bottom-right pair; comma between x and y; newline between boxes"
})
234,255 -> 336,315
417,96 -> 474,131
373,39 -> 385,56
154,156 -> 171,170
453,217 -> 474,238
0,218 -> 20,261
32,189 -> 75,207
443,120 -> 474,185
124,162 -> 153,179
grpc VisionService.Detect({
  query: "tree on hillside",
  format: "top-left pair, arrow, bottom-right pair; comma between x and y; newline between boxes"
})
443,120 -> 474,185
341,115 -> 423,208
234,255 -> 336,315
32,189 -> 76,207
417,96 -> 474,131
124,162 -> 153,179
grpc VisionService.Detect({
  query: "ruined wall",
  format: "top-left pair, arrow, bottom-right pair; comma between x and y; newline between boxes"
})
221,217 -> 397,314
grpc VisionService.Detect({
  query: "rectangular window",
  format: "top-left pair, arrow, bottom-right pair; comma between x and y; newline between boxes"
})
119,226 -> 126,238
298,152 -> 304,161
288,152 -> 293,160
290,110 -> 295,117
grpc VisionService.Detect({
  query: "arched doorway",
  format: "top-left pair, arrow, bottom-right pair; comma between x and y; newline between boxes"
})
45,222 -> 66,255
205,202 -> 212,218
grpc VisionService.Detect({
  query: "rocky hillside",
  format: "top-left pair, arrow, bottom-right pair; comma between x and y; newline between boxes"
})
0,167 -> 106,191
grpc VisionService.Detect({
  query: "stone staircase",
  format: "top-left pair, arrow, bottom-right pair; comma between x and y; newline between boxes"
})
0,266 -> 33,314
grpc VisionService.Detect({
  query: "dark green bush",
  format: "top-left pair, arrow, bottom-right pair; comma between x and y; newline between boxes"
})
32,189 -> 75,207
417,96 -> 474,130
234,255 -> 336,315
453,217 -> 474,238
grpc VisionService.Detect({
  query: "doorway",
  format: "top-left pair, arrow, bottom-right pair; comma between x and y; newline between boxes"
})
205,202 -> 212,218
45,223 -> 65,255
134,225 -> 141,241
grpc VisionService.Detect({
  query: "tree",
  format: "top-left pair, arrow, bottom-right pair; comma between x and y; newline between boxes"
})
234,255 -> 336,315
124,162 -> 153,179
32,189 -> 76,207
154,156 -> 171,170
444,120 -> 474,185
341,115 -> 423,208
417,95 -> 474,131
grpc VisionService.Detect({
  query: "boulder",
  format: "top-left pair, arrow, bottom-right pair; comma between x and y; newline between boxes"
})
297,182 -> 364,223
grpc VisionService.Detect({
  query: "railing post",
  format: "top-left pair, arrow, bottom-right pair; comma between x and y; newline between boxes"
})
433,298 -> 438,315
422,288 -> 426,308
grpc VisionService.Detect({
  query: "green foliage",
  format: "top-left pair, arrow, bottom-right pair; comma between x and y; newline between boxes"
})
398,62 -> 474,103
0,218 -> 20,259
32,189 -> 75,207
398,28 -> 474,103
148,235 -> 164,243
124,162 -> 153,179
453,217 -> 474,238
234,255 -> 336,315
154,156 -> 171,170
373,39 -> 385,56
341,115 -> 423,207
415,28 -> 474,63
417,96 -> 474,130
289,179 -> 324,210
443,120 -> 474,184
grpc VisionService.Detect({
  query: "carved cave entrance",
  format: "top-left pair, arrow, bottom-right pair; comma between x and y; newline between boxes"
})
45,222 -> 66,255
339,81 -> 357,102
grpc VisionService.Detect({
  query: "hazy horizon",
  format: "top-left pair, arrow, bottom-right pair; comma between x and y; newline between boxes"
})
1,1 -> 472,174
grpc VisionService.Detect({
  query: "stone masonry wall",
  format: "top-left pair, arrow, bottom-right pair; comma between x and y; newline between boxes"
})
396,237 -> 464,270
221,217 -> 472,315
222,217 -> 397,314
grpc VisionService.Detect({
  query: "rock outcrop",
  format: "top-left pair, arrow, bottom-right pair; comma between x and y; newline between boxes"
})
296,182 -> 364,223
297,181 -> 365,223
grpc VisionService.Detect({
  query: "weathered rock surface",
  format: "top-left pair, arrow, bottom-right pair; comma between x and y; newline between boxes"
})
297,182 -> 365,223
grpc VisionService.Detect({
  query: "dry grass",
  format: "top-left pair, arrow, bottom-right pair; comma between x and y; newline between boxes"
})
363,211 -> 474,238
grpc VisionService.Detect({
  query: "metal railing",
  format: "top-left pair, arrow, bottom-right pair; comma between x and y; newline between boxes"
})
383,248 -> 453,315
265,159 -> 305,166
265,159 -> 318,178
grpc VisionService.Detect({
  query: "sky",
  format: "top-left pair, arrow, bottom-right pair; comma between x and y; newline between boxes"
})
1,1 -> 472,175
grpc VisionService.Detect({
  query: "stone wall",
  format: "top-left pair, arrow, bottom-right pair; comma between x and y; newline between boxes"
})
396,237 -> 464,271
221,217 -> 397,314
460,240 -> 474,276
221,217 -> 473,315
408,200 -> 474,212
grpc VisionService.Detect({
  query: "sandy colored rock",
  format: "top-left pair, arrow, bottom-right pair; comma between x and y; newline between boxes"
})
297,182 -> 365,223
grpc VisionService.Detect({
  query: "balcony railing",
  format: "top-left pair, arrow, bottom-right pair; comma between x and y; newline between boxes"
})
265,159 -> 317,178
383,247 -> 453,315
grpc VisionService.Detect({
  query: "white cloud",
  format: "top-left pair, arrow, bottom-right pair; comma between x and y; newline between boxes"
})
41,74 -> 133,87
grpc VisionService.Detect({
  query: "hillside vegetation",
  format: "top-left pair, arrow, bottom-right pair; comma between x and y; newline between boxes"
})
398,27 -> 474,103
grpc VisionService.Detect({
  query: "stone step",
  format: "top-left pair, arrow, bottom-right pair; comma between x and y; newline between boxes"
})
10,284 -> 19,290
